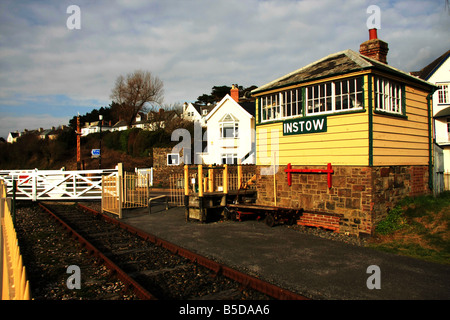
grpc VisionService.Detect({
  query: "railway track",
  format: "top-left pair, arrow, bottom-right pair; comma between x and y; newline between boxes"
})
31,202 -> 308,301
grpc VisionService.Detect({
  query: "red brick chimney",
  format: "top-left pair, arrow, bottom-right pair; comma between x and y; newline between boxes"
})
230,84 -> 239,102
359,28 -> 389,64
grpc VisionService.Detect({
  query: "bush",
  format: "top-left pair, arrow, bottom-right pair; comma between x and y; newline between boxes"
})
103,131 -> 122,151
133,130 -> 155,157
119,130 -> 130,153
375,205 -> 407,235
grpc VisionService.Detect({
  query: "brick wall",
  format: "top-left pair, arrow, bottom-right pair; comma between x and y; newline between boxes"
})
255,164 -> 430,236
300,212 -> 341,232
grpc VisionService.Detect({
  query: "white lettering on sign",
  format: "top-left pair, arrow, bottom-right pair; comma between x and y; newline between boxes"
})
283,116 -> 327,135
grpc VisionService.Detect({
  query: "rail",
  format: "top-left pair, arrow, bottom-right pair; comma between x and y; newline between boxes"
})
148,195 -> 168,214
0,180 -> 31,300
78,203 -> 308,300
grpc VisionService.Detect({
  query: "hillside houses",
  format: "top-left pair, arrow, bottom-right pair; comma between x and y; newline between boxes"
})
7,126 -> 68,143
80,108 -> 181,136
181,102 -> 215,127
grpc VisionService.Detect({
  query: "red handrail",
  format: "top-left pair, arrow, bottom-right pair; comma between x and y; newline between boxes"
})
284,163 -> 334,188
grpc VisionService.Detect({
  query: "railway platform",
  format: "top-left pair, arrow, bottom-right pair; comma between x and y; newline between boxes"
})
119,204 -> 450,300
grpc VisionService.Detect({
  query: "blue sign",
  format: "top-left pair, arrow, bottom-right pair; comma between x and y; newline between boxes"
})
91,149 -> 100,158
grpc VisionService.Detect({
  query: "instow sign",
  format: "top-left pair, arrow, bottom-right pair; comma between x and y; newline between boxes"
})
282,116 -> 327,136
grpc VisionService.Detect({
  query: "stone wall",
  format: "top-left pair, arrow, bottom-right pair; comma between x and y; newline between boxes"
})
255,164 -> 430,236
371,165 -> 430,226
152,147 -> 184,187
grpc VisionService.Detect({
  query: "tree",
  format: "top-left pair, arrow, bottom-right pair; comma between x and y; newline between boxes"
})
110,70 -> 164,128
195,84 -> 257,105
196,85 -> 231,105
68,105 -> 116,132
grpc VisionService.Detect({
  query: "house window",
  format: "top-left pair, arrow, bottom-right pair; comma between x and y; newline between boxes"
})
373,76 -> 403,115
306,77 -> 363,115
260,88 -> 302,122
438,84 -> 449,104
447,118 -> 450,141
167,153 -> 180,166
220,114 -> 239,138
221,153 -> 238,165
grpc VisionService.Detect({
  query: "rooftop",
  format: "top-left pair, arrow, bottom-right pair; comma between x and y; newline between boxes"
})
252,49 -> 435,95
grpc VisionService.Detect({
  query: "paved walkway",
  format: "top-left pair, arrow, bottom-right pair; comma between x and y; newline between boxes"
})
120,205 -> 450,300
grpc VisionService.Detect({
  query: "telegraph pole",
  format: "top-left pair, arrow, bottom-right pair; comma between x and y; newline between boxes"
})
77,115 -> 82,170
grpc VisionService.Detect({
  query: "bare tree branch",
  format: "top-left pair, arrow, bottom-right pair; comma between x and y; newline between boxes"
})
110,70 -> 164,128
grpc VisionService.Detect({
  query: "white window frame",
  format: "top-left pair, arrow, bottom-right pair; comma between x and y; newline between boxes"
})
221,153 -> 238,165
373,76 -> 403,115
306,77 -> 364,116
447,118 -> 450,141
167,153 -> 180,166
219,113 -> 239,139
260,88 -> 302,122
437,84 -> 449,104
282,89 -> 302,119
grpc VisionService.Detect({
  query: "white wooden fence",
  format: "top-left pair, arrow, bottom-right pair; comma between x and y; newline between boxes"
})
0,168 -> 118,201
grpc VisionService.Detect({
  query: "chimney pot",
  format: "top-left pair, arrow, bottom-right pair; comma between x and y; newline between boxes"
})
369,28 -> 378,40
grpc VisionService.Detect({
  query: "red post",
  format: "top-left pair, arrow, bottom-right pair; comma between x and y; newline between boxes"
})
327,163 -> 332,189
77,116 -> 81,170
286,163 -> 292,186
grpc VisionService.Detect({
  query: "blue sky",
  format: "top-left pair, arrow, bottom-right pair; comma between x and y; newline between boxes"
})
0,0 -> 449,139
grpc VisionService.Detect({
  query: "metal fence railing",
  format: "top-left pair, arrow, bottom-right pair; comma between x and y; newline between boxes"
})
101,170 -> 153,217
169,165 -> 257,207
1,180 -> 31,300
101,174 -> 123,219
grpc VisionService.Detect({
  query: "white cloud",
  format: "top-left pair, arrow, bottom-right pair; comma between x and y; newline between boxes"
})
0,114 -> 72,140
0,0 -> 448,139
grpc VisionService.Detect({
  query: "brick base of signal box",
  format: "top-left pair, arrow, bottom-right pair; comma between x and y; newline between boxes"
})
255,165 -> 430,236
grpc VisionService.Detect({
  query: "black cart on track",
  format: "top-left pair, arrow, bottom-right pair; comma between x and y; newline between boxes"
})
224,203 -> 303,227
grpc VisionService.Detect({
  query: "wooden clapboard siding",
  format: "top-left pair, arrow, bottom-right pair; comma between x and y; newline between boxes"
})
372,85 -> 430,166
373,155 -> 428,166
256,112 -> 369,166
255,68 -> 433,168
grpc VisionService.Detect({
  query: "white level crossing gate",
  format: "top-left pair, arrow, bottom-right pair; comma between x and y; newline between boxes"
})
0,168 -> 118,201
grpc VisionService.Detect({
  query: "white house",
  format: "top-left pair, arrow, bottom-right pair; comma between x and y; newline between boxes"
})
81,120 -> 112,136
414,50 -> 450,171
111,120 -> 128,132
202,91 -> 255,165
7,131 -> 20,143
182,102 -> 213,127
132,112 -> 148,130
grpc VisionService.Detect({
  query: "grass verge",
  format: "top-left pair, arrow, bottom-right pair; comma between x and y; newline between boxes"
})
367,192 -> 450,265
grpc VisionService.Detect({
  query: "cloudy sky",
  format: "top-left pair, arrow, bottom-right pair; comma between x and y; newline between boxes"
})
0,0 -> 449,139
